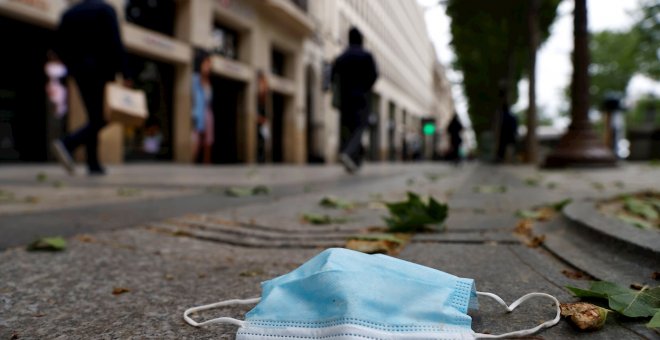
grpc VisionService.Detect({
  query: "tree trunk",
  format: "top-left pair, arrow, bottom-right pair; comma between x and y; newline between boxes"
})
543,0 -> 616,168
526,0 -> 539,164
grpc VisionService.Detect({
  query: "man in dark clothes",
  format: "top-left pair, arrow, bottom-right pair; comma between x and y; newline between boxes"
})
446,114 -> 463,163
332,27 -> 378,173
51,0 -> 127,175
497,99 -> 518,162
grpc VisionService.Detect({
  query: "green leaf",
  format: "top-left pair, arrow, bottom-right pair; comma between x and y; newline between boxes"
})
616,214 -> 655,230
516,209 -> 543,219
524,177 -> 540,186
567,281 -> 660,318
608,286 -> 660,318
319,196 -> 353,210
301,213 -> 347,225
647,311 -> 660,328
252,185 -> 271,195
36,172 -> 48,183
383,192 -> 448,232
551,198 -> 573,211
117,187 -> 141,197
625,197 -> 659,220
225,185 -> 270,197
27,236 -> 67,251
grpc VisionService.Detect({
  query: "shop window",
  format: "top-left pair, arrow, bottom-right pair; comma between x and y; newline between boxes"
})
125,0 -> 176,37
271,48 -> 287,77
211,23 -> 240,60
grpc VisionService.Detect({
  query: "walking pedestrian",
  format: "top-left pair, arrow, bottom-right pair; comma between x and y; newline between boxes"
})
256,70 -> 270,163
497,98 -> 518,163
51,0 -> 128,175
447,114 -> 463,163
331,27 -> 378,173
191,49 -> 214,164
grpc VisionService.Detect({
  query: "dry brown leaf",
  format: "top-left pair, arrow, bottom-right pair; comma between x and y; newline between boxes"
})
536,207 -> 556,221
525,235 -> 546,248
75,234 -> 96,243
630,283 -> 644,290
345,239 -> 401,255
562,270 -> 586,280
560,302 -> 608,331
112,287 -> 130,295
514,219 -> 534,236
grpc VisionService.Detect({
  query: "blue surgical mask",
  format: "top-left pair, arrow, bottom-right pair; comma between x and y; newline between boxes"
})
184,248 -> 559,339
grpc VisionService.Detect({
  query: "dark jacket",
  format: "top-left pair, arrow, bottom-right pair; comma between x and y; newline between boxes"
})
55,0 -> 126,81
332,45 -> 378,111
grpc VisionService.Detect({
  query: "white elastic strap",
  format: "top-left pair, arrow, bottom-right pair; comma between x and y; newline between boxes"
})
474,291 -> 560,339
183,297 -> 261,327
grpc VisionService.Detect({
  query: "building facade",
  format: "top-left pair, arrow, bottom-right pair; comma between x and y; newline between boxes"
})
0,0 -> 452,164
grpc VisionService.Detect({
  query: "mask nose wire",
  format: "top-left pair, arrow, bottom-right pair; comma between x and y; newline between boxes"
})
473,291 -> 561,339
183,297 -> 261,327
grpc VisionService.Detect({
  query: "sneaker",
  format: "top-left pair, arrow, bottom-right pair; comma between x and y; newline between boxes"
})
340,153 -> 358,174
51,140 -> 75,175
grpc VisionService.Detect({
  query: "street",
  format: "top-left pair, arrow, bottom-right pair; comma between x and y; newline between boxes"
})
1,162 -> 658,338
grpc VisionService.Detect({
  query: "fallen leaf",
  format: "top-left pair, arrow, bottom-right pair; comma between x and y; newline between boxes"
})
301,213 -> 347,225
36,172 -> 48,182
27,237 -> 66,251
164,274 -> 174,281
10,331 -> 19,340
616,214 -> 655,230
225,185 -> 270,197
547,182 -> 558,189
560,302 -> 608,331
117,187 -> 141,197
112,287 -> 130,295
383,192 -> 448,232
474,185 -> 507,194
0,190 -> 17,204
319,196 -> 354,210
551,198 -> 573,211
24,196 -> 40,204
624,197 -> 659,220
172,229 -> 193,237
614,181 -> 625,189
424,173 -> 444,182
239,269 -> 264,277
75,234 -> 96,243
524,177 -> 540,186
591,182 -> 605,191
562,270 -> 586,280
406,178 -> 416,186
514,219 -> 534,237
567,281 -> 660,318
648,311 -> 660,328
525,235 -> 545,248
345,234 -> 408,255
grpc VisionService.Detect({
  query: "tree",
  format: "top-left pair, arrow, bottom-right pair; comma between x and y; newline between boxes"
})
544,0 -> 615,167
445,0 -> 562,153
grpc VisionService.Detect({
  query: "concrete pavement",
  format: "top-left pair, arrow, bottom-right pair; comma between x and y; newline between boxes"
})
0,162 -> 658,339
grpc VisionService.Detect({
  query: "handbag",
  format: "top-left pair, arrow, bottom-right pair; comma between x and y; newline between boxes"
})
104,78 -> 148,127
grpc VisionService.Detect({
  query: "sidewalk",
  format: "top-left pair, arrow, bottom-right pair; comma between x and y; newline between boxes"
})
0,162 -> 658,339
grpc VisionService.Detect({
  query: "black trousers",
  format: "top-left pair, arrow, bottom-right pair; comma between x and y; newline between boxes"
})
63,71 -> 107,169
340,103 -> 369,164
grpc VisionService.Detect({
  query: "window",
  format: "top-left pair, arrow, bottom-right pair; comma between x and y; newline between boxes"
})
125,0 -> 176,37
271,48 -> 287,77
211,22 -> 239,60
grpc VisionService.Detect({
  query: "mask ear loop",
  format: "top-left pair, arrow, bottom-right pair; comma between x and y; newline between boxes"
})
183,297 -> 261,327
474,292 -> 560,339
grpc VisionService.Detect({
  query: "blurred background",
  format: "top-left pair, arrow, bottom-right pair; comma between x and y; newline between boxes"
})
0,0 -> 658,166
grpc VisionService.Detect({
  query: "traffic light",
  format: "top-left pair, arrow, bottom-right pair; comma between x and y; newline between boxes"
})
422,118 -> 436,136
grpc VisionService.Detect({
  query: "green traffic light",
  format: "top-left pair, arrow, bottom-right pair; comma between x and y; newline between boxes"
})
423,123 -> 436,135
